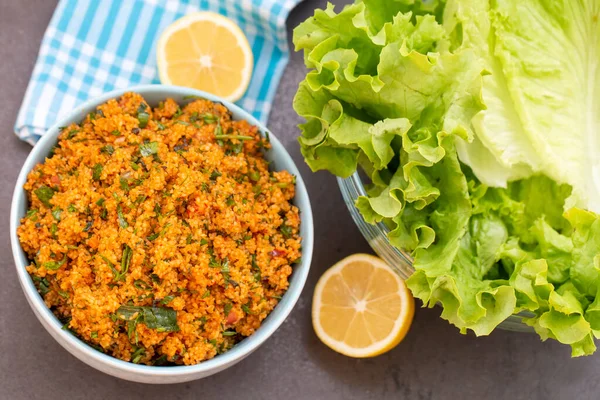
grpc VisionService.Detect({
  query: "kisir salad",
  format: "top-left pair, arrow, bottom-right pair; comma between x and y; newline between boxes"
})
293,0 -> 600,356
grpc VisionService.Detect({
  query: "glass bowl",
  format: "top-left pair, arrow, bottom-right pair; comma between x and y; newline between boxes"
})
337,172 -> 532,333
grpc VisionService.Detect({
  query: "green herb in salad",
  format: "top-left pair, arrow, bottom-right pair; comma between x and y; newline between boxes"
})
34,185 -> 56,208
115,305 -> 179,333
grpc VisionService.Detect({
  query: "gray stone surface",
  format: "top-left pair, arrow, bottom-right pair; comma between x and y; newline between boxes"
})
0,1 -> 597,399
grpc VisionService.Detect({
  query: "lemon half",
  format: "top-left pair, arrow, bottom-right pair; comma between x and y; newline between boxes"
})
157,12 -> 253,102
312,253 -> 415,358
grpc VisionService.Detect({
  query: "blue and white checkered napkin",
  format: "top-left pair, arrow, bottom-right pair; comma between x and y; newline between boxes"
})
15,0 -> 301,145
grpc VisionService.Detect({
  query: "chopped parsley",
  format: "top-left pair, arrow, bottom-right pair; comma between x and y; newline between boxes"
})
33,276 -> 50,295
134,280 -> 152,291
139,141 -> 159,157
66,129 -> 80,139
251,254 -> 261,282
147,223 -> 171,241
137,103 -> 149,128
249,171 -> 260,182
101,244 -> 132,282
50,223 -> 58,239
92,163 -> 103,181
117,205 -> 128,228
43,254 -> 67,270
34,185 -> 56,208
280,224 -> 293,239
116,305 -> 179,333
131,346 -> 145,364
202,113 -> 218,124
223,303 -> 233,317
100,145 -> 115,155
26,209 -> 38,221
133,195 -> 146,205
183,95 -> 205,101
119,177 -> 130,192
51,208 -> 62,221
214,122 -> 223,136
215,134 -> 254,141
241,303 -> 253,315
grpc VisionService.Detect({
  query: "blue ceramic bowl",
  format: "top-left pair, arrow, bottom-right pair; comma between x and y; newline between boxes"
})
10,85 -> 314,384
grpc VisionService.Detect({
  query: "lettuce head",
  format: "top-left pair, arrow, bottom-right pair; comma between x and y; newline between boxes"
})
293,0 -> 600,355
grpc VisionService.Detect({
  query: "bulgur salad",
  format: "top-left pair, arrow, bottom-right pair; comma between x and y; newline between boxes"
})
17,93 -> 301,366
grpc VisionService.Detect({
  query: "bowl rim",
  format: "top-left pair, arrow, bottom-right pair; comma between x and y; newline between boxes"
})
336,173 -> 413,279
10,84 -> 314,378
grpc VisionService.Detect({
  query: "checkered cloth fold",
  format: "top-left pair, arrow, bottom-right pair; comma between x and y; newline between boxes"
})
15,0 -> 301,145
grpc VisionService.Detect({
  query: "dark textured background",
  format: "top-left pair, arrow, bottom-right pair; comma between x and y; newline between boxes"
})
0,1 -> 597,399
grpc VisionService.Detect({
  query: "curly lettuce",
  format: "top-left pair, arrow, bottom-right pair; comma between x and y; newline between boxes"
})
444,0 -> 600,212
293,0 -> 600,356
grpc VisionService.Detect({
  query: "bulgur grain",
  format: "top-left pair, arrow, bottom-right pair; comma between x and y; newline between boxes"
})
17,93 -> 301,365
